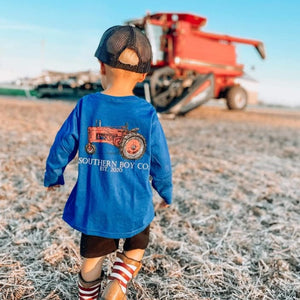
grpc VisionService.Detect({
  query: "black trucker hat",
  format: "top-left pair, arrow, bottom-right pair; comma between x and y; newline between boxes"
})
95,25 -> 152,74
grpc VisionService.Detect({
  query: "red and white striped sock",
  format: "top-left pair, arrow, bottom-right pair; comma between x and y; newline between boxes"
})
78,279 -> 101,300
108,256 -> 138,293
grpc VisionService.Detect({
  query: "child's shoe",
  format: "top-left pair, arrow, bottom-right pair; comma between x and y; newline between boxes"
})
100,252 -> 142,300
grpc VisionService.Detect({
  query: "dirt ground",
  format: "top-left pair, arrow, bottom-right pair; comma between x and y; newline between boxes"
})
0,96 -> 299,299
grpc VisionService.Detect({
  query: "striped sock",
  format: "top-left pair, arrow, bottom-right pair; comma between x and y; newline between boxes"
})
78,279 -> 101,300
108,256 -> 138,294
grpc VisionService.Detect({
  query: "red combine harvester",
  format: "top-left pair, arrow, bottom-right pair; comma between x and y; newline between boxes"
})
130,12 -> 266,114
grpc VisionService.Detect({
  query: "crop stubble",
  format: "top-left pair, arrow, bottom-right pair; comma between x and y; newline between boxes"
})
0,97 -> 299,299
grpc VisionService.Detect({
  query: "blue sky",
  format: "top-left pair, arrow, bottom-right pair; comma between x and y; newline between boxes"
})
1,0 -> 300,106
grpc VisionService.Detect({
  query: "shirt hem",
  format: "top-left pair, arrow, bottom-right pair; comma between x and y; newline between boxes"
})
62,215 -> 154,239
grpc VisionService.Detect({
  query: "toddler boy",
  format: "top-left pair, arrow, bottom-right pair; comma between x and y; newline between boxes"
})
44,25 -> 172,300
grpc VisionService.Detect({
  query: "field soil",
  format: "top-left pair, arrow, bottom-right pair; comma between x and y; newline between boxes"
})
0,96 -> 299,299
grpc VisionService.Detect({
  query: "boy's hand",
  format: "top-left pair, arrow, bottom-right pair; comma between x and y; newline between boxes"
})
155,200 -> 170,211
47,185 -> 61,191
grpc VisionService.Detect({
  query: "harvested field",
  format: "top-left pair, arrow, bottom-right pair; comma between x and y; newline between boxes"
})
0,96 -> 299,299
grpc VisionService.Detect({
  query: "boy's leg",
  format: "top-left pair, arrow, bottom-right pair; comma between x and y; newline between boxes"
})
78,256 -> 105,300
79,234 -> 119,300
81,256 -> 105,282
78,257 -> 105,300
100,251 -> 144,300
100,226 -> 150,300
124,248 -> 144,261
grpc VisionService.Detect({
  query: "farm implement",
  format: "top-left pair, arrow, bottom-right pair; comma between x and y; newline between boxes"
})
130,12 -> 266,114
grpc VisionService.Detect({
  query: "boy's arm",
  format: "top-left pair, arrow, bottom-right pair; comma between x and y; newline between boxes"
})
150,115 -> 173,205
44,106 -> 79,187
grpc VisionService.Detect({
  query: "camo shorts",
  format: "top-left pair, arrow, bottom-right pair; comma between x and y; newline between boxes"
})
80,225 -> 150,258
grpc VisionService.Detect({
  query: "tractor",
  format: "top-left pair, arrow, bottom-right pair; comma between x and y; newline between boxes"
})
85,121 -> 146,160
129,12 -> 266,114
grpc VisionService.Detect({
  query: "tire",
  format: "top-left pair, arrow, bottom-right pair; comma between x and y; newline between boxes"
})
225,86 -> 248,110
150,67 -> 176,108
120,132 -> 146,160
85,143 -> 96,154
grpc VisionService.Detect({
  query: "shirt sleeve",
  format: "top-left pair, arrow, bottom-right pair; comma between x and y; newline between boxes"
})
44,104 -> 79,187
150,114 -> 173,204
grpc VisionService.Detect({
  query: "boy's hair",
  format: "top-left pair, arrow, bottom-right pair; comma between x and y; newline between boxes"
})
95,25 -> 152,74
118,48 -> 139,66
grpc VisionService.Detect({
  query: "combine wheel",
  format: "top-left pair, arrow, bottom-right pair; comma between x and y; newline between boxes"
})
120,132 -> 146,160
150,67 -> 176,108
225,86 -> 248,110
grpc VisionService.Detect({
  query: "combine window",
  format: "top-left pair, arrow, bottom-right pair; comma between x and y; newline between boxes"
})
145,24 -> 164,64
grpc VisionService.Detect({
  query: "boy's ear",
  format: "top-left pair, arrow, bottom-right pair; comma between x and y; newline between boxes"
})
99,61 -> 106,75
137,73 -> 147,83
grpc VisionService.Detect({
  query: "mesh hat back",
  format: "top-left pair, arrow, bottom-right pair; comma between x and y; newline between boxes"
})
95,25 -> 152,73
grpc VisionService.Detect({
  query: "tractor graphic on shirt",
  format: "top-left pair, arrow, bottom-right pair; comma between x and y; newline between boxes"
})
85,121 -> 146,160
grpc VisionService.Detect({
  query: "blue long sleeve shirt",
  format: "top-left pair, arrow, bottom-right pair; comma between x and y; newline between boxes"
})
44,93 -> 172,238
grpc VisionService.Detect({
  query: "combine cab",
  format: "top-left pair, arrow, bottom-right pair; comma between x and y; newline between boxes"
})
129,12 -> 266,114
